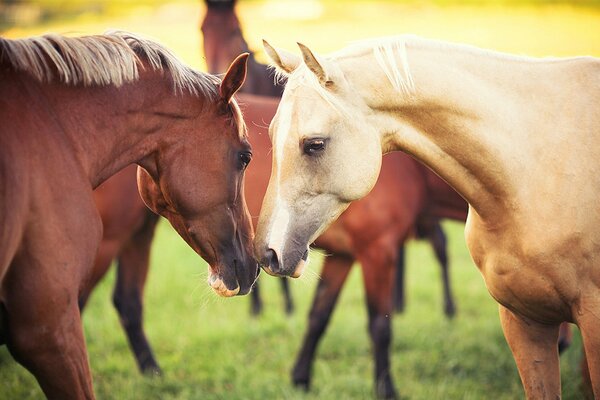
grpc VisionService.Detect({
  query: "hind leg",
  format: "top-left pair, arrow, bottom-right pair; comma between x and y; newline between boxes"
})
392,246 -> 406,313
498,305 -> 561,399
292,254 -> 354,390
113,212 -> 161,375
250,280 -> 263,316
427,223 -> 456,318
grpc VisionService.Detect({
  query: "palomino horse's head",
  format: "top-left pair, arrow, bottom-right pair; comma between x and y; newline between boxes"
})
254,42 -> 383,277
201,0 -> 248,75
137,53 -> 257,296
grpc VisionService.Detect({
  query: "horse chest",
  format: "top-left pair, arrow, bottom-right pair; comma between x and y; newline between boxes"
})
465,216 -> 577,323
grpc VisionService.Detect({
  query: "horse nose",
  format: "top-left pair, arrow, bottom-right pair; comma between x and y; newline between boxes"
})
262,248 -> 280,276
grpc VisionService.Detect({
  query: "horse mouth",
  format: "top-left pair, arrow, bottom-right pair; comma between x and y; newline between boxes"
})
207,266 -> 240,297
291,249 -> 309,278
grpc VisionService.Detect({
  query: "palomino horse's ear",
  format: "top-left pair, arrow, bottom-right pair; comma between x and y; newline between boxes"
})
137,166 -> 169,215
263,39 -> 300,74
220,52 -> 249,103
297,42 -> 329,86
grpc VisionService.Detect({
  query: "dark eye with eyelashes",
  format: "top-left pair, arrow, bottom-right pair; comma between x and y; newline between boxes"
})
238,151 -> 252,170
302,138 -> 327,155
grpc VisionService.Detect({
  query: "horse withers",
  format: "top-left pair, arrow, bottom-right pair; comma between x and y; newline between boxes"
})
255,37 -> 600,398
0,31 -> 256,398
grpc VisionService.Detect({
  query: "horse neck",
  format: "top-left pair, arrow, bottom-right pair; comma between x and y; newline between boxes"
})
34,70 -> 195,188
344,39 -> 563,222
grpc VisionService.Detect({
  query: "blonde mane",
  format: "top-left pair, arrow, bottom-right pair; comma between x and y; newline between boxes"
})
0,31 -> 220,97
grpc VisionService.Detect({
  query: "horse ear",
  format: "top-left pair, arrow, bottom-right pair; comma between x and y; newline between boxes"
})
220,52 -> 249,103
297,42 -> 329,86
263,40 -> 300,74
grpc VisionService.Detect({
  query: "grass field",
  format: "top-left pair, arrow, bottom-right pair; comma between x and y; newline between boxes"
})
1,1 -> 599,398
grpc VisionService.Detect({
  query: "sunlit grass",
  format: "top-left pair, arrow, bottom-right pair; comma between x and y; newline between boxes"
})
0,1 -> 596,398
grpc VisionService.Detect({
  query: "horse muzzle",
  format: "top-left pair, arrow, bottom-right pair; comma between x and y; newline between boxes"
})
259,247 -> 309,278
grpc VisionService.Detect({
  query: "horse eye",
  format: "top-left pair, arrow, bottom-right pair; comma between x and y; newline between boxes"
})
239,151 -> 252,170
303,138 -> 327,155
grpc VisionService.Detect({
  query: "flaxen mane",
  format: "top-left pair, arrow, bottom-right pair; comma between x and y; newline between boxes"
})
0,31 -> 220,97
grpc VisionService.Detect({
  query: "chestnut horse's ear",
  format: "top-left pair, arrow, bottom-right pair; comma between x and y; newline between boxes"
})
263,39 -> 300,75
137,166 -> 169,215
220,53 -> 249,103
297,42 -> 329,86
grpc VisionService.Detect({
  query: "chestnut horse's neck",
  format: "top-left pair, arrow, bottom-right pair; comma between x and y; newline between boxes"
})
343,37 -> 600,224
29,69 -> 212,188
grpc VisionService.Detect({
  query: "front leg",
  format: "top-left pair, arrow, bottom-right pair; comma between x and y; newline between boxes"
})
292,254 -> 354,390
498,305 -> 560,399
5,270 -> 95,399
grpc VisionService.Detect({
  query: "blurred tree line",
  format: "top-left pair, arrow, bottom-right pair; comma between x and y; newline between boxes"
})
2,0 -> 600,33
0,0 -> 173,30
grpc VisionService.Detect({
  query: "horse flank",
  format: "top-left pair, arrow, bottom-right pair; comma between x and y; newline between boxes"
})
0,31 -> 220,97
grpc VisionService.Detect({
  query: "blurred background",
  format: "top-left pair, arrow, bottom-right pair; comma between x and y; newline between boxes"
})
1,1 -> 598,399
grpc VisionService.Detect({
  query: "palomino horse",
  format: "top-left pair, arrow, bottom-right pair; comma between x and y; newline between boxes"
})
201,0 -> 291,316
255,37 -> 600,398
199,0 -> 454,318
0,31 -> 256,398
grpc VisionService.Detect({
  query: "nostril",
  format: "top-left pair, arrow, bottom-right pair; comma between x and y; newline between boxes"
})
265,249 -> 280,273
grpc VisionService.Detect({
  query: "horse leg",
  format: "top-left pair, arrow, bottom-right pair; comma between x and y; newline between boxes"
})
575,299 -> 600,398
112,212 -> 161,375
279,278 -> 294,315
79,240 -> 119,311
250,279 -> 263,316
498,305 -> 560,399
292,254 -> 354,390
557,322 -> 572,354
5,251 -> 97,399
358,248 -> 398,399
427,223 -> 456,318
392,246 -> 405,314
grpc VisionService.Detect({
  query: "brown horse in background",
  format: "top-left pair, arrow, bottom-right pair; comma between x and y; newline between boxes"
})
201,0 -> 283,97
201,0 -> 291,316
0,31 -> 255,398
79,165 -> 162,375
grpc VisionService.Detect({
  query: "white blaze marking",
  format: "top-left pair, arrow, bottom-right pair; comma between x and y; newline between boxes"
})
266,98 -> 293,259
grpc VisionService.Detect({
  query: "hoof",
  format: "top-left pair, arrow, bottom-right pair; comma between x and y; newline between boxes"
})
376,378 -> 398,399
292,379 -> 310,392
292,370 -> 311,391
444,303 -> 457,319
141,364 -> 162,377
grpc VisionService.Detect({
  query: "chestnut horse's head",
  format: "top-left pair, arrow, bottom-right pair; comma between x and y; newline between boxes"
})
137,53 -> 258,296
201,0 -> 248,75
254,42 -> 383,278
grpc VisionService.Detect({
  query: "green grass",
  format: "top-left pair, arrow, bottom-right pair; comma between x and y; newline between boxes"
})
1,1 -> 598,398
0,222 -> 587,399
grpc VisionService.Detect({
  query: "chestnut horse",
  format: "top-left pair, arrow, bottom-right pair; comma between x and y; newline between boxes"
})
0,31 -> 256,398
256,37 -> 600,398
201,0 -> 291,316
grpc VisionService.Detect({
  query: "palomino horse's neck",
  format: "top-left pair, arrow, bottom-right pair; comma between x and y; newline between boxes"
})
31,69 -> 203,188
341,37 -> 586,222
